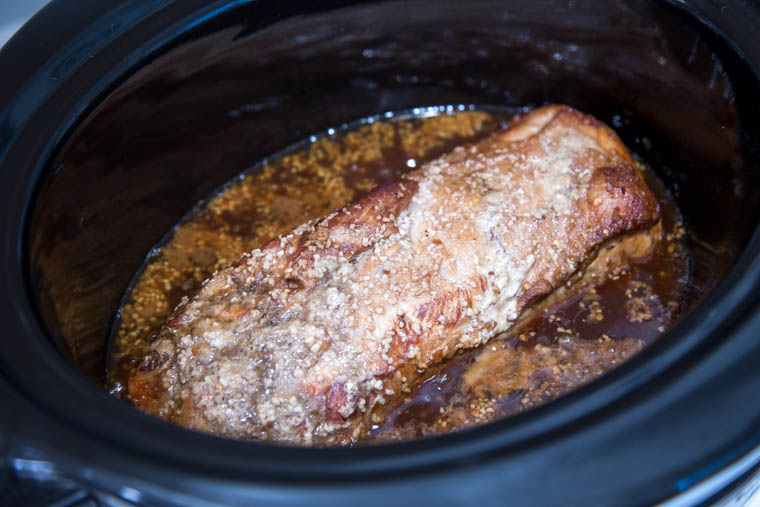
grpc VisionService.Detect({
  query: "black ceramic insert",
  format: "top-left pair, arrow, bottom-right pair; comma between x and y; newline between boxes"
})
1,0 -> 760,505
26,0 -> 760,383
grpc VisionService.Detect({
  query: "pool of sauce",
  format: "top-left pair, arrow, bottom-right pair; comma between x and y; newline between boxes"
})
107,107 -> 690,444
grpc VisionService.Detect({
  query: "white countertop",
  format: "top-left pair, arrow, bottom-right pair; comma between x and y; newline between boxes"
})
0,0 -> 51,50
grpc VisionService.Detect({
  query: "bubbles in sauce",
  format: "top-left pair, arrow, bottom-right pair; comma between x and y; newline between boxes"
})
108,106 -> 689,444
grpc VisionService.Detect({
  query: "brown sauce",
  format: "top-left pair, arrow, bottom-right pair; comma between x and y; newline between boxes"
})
107,107 -> 689,444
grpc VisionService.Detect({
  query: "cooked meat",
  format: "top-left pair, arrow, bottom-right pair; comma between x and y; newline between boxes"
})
127,105 -> 662,445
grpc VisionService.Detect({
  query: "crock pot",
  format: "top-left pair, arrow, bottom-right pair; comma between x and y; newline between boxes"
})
2,0 -> 760,505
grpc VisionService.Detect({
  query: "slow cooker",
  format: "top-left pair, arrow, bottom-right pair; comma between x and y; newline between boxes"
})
2,0 -> 760,504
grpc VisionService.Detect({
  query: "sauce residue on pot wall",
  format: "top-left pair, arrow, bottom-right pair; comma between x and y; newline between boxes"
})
107,107 -> 689,444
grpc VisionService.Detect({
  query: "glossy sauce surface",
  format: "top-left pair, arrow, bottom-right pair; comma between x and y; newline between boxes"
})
108,108 -> 689,444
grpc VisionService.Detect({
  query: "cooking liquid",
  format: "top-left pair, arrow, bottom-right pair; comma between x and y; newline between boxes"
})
107,107 -> 689,444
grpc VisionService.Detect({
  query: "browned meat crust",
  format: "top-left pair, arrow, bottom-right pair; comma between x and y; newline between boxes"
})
127,105 -> 661,445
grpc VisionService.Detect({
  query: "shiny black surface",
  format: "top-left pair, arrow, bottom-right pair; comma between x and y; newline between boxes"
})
1,0 -> 760,505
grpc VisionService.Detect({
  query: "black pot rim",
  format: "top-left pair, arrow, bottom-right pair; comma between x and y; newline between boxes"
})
2,0 -> 760,504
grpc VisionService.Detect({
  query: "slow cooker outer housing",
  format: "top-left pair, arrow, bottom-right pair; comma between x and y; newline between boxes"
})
1,0 -> 760,505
